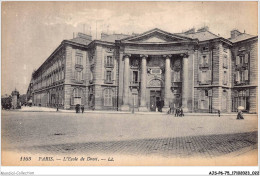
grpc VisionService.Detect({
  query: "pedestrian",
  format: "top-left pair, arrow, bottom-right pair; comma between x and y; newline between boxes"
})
56,104 -> 59,112
81,106 -> 84,113
180,107 -> 184,117
237,110 -> 244,120
175,107 -> 179,117
217,110 -> 220,117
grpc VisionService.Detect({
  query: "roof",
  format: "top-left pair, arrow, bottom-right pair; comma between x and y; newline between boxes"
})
121,28 -> 194,43
228,33 -> 256,43
177,30 -> 220,42
100,34 -> 130,43
70,37 -> 92,45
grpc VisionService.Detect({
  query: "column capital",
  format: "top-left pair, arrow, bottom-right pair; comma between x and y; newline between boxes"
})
140,54 -> 148,58
180,53 -> 189,58
123,53 -> 131,58
163,54 -> 172,58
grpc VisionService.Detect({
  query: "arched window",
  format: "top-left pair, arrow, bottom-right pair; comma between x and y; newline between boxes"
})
72,88 -> 83,105
103,89 -> 113,106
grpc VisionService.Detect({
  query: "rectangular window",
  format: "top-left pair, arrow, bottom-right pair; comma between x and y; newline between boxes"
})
133,71 -> 138,83
199,90 -> 209,110
244,70 -> 249,81
75,71 -> 83,81
223,55 -> 228,68
106,71 -> 112,82
201,71 -> 207,84
240,55 -> 244,65
223,71 -> 228,85
244,54 -> 249,64
76,55 -> 83,65
105,56 -> 113,67
236,56 -> 240,65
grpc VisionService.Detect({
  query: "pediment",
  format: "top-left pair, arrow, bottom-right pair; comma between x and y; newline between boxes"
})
121,28 -> 193,43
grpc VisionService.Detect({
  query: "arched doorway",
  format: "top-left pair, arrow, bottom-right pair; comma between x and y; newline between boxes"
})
148,79 -> 164,112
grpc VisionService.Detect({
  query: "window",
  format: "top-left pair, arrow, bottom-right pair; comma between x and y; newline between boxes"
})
199,70 -> 211,84
106,71 -> 112,82
198,90 -> 209,110
90,70 -> 93,81
223,55 -> 228,68
105,56 -> 113,67
76,54 -> 83,65
201,71 -> 207,83
223,71 -> 228,85
75,70 -> 83,81
104,89 -> 113,106
72,88 -> 83,105
200,55 -> 209,67
133,71 -> 138,83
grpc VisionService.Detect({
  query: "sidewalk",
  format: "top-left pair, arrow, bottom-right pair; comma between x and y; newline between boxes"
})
17,106 -> 258,117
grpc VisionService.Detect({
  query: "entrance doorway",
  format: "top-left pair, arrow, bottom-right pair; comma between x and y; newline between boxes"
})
150,90 -> 163,112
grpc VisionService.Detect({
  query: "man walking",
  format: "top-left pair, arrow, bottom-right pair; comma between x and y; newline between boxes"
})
81,106 -> 84,114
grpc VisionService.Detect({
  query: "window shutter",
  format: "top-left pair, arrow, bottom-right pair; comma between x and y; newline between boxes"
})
104,70 -> 107,81
81,71 -> 83,80
244,70 -> 249,81
236,71 -> 240,83
112,56 -> 114,66
246,89 -> 250,97
205,55 -> 209,64
199,56 -> 203,67
245,54 -> 248,64
138,71 -> 140,82
104,56 -> 107,67
207,70 -> 212,83
236,56 -> 240,65
198,71 -> 201,83
111,70 -> 114,81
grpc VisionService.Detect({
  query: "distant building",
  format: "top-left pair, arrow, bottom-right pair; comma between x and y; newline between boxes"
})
26,27 -> 258,113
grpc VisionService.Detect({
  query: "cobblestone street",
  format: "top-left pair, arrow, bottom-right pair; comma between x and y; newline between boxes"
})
2,111 -> 258,159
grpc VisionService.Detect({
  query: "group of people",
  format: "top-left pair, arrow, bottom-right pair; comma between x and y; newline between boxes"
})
168,106 -> 184,117
75,104 -> 85,113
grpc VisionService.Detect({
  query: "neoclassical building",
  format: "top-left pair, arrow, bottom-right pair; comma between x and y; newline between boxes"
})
27,27 -> 258,113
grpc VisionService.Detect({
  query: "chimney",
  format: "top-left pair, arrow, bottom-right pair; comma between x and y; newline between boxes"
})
184,28 -> 195,34
77,32 -> 92,41
197,26 -> 209,32
230,29 -> 241,39
101,33 -> 109,40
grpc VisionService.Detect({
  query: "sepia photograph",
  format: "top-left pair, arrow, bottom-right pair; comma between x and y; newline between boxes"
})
1,1 -> 258,172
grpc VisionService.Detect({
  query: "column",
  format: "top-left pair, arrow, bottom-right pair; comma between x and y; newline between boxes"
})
121,54 -> 130,111
162,55 -> 172,112
139,55 -> 148,111
182,54 -> 189,112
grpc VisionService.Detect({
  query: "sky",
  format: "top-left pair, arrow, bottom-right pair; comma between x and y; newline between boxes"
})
1,1 -> 258,95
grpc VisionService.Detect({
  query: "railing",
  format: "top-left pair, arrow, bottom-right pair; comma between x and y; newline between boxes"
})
199,63 -> 210,68
75,64 -> 83,69
130,81 -> 140,87
104,63 -> 114,68
104,80 -> 114,84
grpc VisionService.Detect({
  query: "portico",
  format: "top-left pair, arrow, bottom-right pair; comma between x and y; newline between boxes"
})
120,51 -> 193,112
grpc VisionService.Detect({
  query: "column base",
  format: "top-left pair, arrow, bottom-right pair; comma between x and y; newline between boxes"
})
162,106 -> 170,113
121,105 -> 130,111
139,106 -> 148,112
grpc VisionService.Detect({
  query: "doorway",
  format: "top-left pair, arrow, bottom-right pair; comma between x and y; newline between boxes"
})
150,90 -> 162,112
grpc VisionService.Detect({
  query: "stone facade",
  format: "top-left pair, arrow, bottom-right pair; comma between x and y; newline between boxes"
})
27,28 -> 258,113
